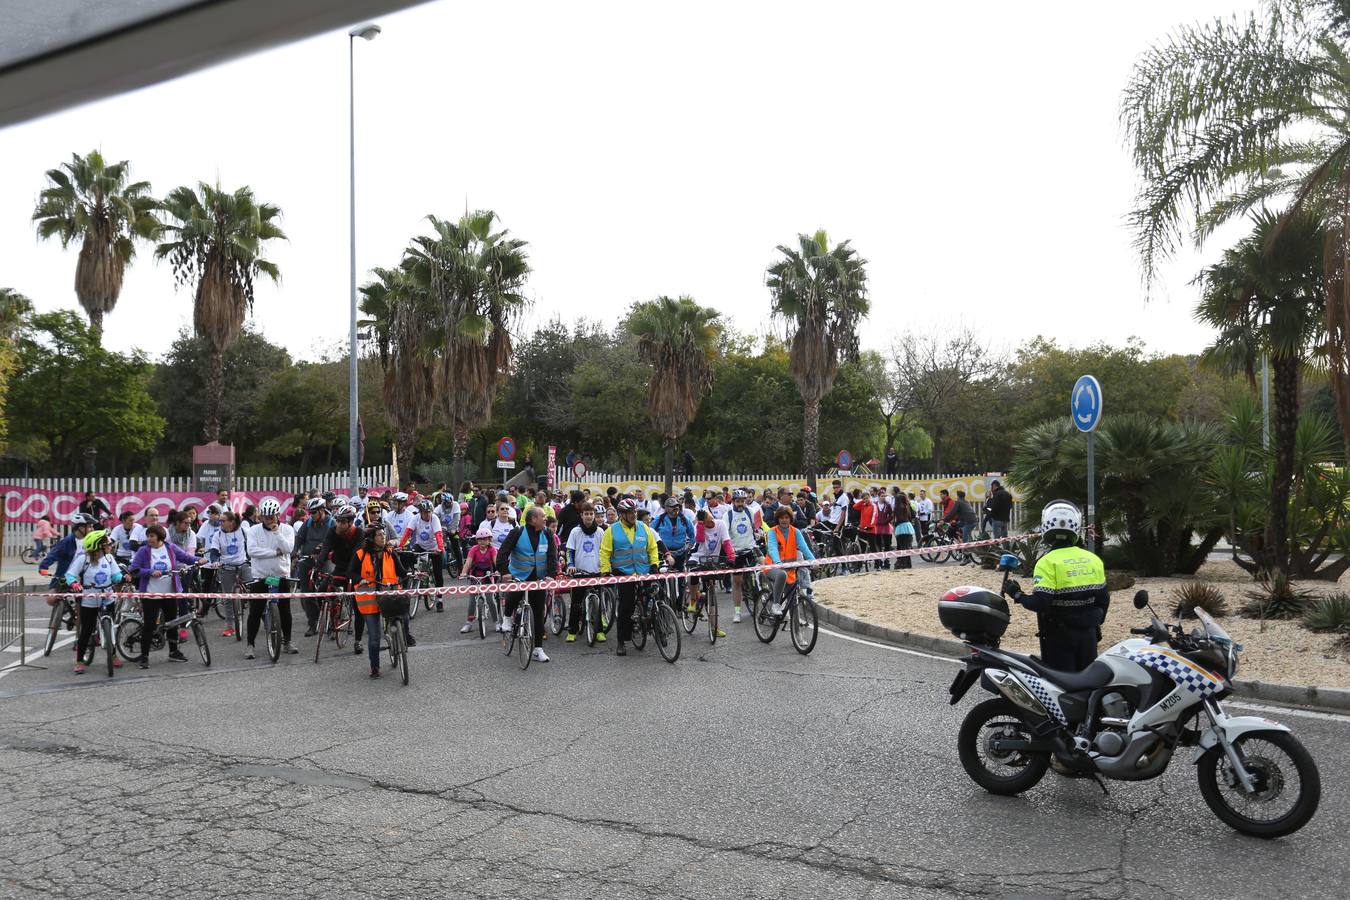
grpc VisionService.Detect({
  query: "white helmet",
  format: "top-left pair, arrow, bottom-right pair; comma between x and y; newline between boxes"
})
392,491 -> 409,503
306,497 -> 327,512
258,498 -> 282,518
1040,500 -> 1081,539
333,494 -> 350,507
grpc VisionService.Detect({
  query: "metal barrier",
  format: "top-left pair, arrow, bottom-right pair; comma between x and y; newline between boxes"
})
0,577 -> 42,672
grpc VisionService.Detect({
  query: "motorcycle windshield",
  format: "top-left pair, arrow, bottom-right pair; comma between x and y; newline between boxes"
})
1194,608 -> 1233,646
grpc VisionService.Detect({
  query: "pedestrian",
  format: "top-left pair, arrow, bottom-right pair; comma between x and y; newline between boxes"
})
893,492 -> 916,569
77,491 -> 111,522
915,490 -> 933,540
984,480 -> 1013,539
884,446 -> 899,476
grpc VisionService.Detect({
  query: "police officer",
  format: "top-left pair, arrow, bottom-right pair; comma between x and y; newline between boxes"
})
1003,500 -> 1108,671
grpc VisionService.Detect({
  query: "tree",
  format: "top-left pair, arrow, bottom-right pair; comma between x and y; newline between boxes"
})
360,265 -> 437,473
627,296 -> 722,493
0,288 -> 33,453
404,211 -> 529,486
1194,211 -> 1328,577
891,328 -> 999,471
766,230 -> 869,488
1121,0 -> 1350,453
156,182 -> 286,443
6,311 -> 163,474
31,150 -> 160,340
568,333 -> 654,474
1009,338 -> 1192,427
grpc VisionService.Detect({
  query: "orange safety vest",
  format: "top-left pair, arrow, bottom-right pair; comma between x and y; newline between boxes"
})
354,548 -> 399,615
773,525 -> 799,585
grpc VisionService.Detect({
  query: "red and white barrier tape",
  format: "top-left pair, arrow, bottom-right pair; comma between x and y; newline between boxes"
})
16,532 -> 1033,602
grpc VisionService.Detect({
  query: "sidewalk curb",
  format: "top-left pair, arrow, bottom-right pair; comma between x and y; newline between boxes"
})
815,601 -> 1350,714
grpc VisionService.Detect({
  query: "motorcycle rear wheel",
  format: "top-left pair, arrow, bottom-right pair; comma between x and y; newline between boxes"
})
957,697 -> 1049,795
1197,730 -> 1320,838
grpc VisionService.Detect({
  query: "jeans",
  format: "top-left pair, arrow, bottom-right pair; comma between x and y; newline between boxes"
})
960,523 -> 974,543
364,612 -> 382,669
990,520 -> 1009,539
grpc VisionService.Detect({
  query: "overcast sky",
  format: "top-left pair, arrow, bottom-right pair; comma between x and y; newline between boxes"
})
0,0 -> 1249,363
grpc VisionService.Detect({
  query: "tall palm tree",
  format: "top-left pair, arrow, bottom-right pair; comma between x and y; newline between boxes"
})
627,295 -> 723,494
1121,0 -> 1350,451
1195,211 -> 1327,577
359,264 -> 438,473
31,150 -> 160,341
766,229 -> 869,489
155,182 -> 286,443
404,210 -> 529,486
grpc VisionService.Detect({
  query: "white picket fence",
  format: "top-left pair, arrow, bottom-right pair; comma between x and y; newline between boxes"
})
1,465 -> 393,558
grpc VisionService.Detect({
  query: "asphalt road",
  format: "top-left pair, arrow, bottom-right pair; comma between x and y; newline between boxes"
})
2,588 -> 1349,899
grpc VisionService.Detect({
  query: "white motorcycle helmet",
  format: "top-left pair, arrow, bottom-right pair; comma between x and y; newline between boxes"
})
1040,499 -> 1082,542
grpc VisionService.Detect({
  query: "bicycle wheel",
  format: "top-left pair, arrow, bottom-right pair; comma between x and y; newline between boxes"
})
477,593 -> 489,640
213,594 -> 227,619
314,604 -> 329,663
397,629 -> 410,686
334,600 -> 348,649
654,603 -> 681,664
231,590 -> 244,641
584,592 -> 598,647
114,618 -> 143,661
517,604 -> 532,670
843,540 -> 865,573
918,535 -> 947,564
422,590 -> 435,613
631,606 -> 648,651
753,597 -> 780,643
407,586 -> 419,620
790,597 -> 818,655
600,589 -> 615,635
193,620 -> 211,666
101,617 -> 115,677
707,593 -> 719,645
266,603 -> 280,663
20,547 -> 37,565
44,600 -> 63,656
195,595 -> 215,619
502,603 -> 515,655
682,593 -> 698,634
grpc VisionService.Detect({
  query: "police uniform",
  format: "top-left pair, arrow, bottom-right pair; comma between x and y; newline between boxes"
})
1016,544 -> 1109,671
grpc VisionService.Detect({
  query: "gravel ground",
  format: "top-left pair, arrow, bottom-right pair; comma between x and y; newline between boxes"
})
813,560 -> 1350,689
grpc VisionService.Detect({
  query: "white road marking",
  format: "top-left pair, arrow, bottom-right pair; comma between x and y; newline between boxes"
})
0,634 -> 74,679
818,626 -> 1350,725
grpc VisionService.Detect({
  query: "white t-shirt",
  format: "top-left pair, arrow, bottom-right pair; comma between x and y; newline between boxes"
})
71,555 -> 122,607
726,507 -> 758,553
692,519 -> 731,564
566,525 -> 603,573
490,518 -> 515,548
384,507 -> 417,542
405,514 -> 442,551
110,523 -> 138,559
147,545 -> 174,593
830,494 -> 850,525
916,498 -> 934,521
213,528 -> 249,566
706,503 -> 728,526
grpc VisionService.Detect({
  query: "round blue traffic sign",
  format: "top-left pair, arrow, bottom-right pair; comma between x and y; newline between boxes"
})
1072,375 -> 1103,432
836,450 -> 852,469
497,436 -> 516,461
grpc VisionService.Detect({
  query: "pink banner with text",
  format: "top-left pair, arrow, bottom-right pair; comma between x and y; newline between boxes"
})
2,486 -> 298,525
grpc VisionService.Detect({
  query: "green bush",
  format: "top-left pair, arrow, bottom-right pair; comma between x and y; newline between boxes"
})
1241,574 -> 1314,622
1304,593 -> 1350,633
1170,582 -> 1229,619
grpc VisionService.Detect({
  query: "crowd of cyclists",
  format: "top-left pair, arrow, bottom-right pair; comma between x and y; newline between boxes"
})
33,477 -> 1014,678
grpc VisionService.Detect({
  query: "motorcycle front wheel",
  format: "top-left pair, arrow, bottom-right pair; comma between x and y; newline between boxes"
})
957,697 -> 1049,795
1197,730 -> 1320,838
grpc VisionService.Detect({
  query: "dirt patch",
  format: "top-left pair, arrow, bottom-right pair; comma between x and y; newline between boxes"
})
813,561 -> 1350,690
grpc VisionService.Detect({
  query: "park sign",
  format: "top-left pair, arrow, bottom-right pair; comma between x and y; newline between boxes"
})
1072,375 -> 1102,432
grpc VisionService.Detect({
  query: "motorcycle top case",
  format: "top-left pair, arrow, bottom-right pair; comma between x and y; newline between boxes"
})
938,586 -> 1009,643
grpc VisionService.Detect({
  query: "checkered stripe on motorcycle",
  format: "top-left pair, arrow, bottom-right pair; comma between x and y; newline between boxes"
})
1019,674 -> 1067,724
1126,649 -> 1223,696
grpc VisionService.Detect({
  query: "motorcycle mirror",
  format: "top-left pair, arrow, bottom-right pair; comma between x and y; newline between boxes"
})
1133,590 -> 1150,610
998,553 -> 1020,572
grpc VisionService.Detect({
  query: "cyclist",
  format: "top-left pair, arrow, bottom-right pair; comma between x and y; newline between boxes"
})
316,506 -> 366,653
109,509 -> 143,566
488,501 -> 516,548
686,508 -> 732,638
563,502 -> 605,644
383,491 -> 416,543
363,498 -> 384,528
459,523 -> 498,634
348,524 -> 408,678
129,523 -> 199,668
38,512 -> 98,590
243,497 -> 298,659
599,498 -> 660,657
495,505 -> 555,663
764,505 -> 816,616
209,510 -> 250,637
725,489 -> 762,624
399,498 -> 446,610
436,492 -> 462,572
295,498 -> 332,637
64,530 -> 125,674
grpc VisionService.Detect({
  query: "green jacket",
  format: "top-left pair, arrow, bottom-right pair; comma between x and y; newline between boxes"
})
1020,545 -> 1109,626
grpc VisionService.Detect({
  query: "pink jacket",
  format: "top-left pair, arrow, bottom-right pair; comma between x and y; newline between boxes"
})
34,520 -> 59,541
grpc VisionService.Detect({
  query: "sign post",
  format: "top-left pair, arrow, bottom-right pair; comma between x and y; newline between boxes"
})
1071,375 -> 1103,547
572,460 -> 587,481
496,437 -> 516,485
836,450 -> 852,473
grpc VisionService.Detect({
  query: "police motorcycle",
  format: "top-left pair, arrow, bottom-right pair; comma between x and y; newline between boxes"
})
940,553 -> 1321,838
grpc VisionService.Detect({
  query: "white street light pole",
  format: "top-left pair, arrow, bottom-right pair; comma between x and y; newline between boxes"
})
348,23 -> 381,494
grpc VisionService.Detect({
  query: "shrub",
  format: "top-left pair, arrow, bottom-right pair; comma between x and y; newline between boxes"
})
1304,592 -> 1350,633
1170,582 -> 1229,619
1241,574 -> 1315,625
973,533 -> 1042,576
1106,571 -> 1136,592
1100,544 -> 1134,572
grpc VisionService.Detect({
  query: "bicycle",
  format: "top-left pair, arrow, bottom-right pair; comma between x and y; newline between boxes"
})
500,589 -> 534,670
546,588 -> 567,637
21,545 -> 43,566
837,526 -> 867,574
375,589 -> 411,686
405,551 -> 436,617
735,551 -> 770,617
467,573 -> 501,640
42,585 -> 77,657
571,572 -> 605,647
198,563 -> 248,640
115,579 -> 212,667
246,576 -> 296,663
751,576 -> 818,654
312,572 -> 353,663
919,523 -> 967,564
630,572 -> 681,663
805,526 -> 840,578
77,595 -> 119,677
682,560 -> 721,645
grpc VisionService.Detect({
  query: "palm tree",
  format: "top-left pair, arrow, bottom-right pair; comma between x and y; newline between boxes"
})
766,229 -> 869,489
155,182 -> 286,443
404,210 -> 529,486
31,150 -> 160,341
627,296 -> 723,494
1194,211 -> 1327,577
0,288 -> 33,453
359,264 -> 438,473
1121,0 -> 1350,451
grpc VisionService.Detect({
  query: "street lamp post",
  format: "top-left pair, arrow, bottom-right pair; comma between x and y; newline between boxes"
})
349,22 -> 381,495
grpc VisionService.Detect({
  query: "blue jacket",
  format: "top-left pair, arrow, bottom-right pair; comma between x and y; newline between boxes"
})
652,511 -> 695,553
40,534 -> 81,579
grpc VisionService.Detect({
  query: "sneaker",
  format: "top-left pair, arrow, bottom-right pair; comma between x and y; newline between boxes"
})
497,620 -> 509,634
565,633 -> 577,643
596,632 -> 607,643
370,667 -> 380,678
221,628 -> 235,638
733,610 -> 742,624
354,644 -> 363,655
532,647 -> 550,662
303,626 -> 318,637
616,642 -> 627,657
73,664 -> 86,675
459,622 -> 474,634
715,628 -> 727,638
406,635 -> 417,647
244,646 -> 256,660
112,656 -> 123,668
435,600 -> 444,613
771,603 -> 784,616
686,603 -> 697,614
138,660 -> 150,669
168,650 -> 188,662
282,642 -> 299,655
